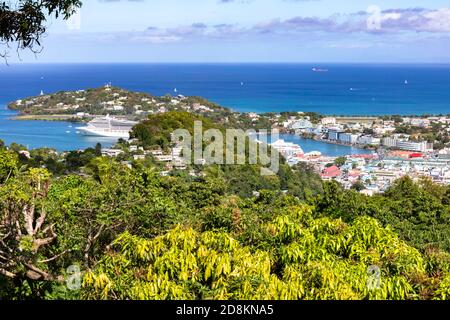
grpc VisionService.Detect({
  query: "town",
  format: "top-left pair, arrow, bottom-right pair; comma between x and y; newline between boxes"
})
97,112 -> 450,196
8,85 -> 450,194
270,113 -> 450,193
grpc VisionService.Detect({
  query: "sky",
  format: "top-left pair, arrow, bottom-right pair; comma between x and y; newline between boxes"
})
7,0 -> 450,63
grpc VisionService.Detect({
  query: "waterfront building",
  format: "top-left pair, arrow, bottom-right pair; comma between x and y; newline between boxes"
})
290,119 -> 313,130
358,135 -> 381,146
396,141 -> 433,152
384,138 -> 433,152
327,129 -> 345,141
382,137 -> 399,148
339,133 -> 360,145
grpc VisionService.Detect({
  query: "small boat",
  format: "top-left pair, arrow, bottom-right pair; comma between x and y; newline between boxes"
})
312,67 -> 328,72
241,82 -> 244,86
404,80 -> 408,85
66,131 -> 71,133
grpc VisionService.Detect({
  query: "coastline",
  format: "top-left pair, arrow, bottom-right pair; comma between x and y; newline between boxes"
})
294,133 -> 377,151
11,114 -> 85,122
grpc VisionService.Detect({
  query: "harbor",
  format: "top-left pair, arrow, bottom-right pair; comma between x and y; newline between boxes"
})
1,103 -> 371,156
0,105 -> 119,151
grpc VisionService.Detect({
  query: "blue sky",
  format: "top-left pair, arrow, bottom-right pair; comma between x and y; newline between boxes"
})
11,0 -> 450,63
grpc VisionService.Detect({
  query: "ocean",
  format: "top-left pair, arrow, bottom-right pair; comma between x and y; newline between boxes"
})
0,63 -> 449,152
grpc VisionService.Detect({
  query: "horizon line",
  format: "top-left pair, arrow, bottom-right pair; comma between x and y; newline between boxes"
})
5,61 -> 450,65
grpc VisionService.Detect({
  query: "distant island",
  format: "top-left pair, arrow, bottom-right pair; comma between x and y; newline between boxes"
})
8,85 -> 232,123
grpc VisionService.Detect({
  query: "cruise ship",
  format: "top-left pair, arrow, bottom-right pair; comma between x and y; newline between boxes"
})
270,139 -> 304,157
77,115 -> 138,138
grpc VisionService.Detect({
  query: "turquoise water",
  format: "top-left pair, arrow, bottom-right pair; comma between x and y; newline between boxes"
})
278,134 -> 373,156
1,63 -> 448,152
0,105 -> 367,156
0,106 -> 117,151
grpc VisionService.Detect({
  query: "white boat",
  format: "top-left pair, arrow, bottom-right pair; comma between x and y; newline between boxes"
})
270,139 -> 304,157
76,115 -> 138,138
312,67 -> 328,72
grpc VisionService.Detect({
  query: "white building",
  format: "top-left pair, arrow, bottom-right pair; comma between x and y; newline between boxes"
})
410,118 -> 430,128
339,133 -> 360,144
321,117 -> 336,125
382,137 -> 398,148
291,119 -> 313,130
396,141 -> 432,152
383,138 -> 433,152
328,129 -> 345,141
102,149 -> 124,157
358,135 -> 381,146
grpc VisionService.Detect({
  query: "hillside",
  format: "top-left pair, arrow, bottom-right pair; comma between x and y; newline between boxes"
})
0,144 -> 449,300
8,85 -> 234,122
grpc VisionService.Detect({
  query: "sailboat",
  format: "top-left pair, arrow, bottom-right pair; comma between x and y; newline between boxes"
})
404,80 -> 408,85
40,90 -> 44,96
174,88 -> 178,93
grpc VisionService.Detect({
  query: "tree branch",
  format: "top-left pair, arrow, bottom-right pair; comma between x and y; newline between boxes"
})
0,267 -> 16,279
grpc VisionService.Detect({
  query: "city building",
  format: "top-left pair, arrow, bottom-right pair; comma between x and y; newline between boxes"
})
327,129 -> 345,141
321,117 -> 336,125
321,165 -> 341,180
339,133 -> 360,145
358,135 -> 381,146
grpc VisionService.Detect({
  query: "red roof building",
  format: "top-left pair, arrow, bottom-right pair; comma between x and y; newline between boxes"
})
321,165 -> 341,179
409,153 -> 424,158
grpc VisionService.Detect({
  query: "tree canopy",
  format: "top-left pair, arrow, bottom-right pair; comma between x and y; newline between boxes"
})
0,0 -> 81,58
1,112 -> 450,300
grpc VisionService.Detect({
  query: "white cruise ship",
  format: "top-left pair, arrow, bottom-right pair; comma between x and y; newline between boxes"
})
270,139 -> 304,157
77,115 -> 138,138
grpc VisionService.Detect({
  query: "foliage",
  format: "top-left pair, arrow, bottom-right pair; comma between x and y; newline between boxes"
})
0,0 -> 81,57
0,149 -> 19,183
82,207 -> 448,300
131,111 -> 218,150
0,140 -> 449,300
334,156 -> 347,167
314,177 -> 450,252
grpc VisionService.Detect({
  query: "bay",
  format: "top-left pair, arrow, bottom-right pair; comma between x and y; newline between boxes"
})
1,63 -> 448,152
